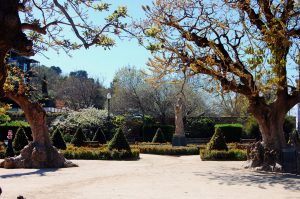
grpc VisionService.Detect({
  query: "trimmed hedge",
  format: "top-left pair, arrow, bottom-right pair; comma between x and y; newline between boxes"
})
200,149 -> 247,161
51,128 -> 67,150
62,146 -> 139,160
0,121 -> 32,141
186,117 -> 216,138
13,127 -> 29,152
108,128 -> 131,151
214,124 -> 243,143
143,124 -> 175,142
71,128 -> 86,147
136,144 -> 199,155
207,128 -> 228,151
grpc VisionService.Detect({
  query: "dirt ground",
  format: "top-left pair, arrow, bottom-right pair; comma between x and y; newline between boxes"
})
1,154 -> 300,199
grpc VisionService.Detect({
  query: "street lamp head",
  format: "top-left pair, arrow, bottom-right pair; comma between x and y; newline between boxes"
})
107,92 -> 112,100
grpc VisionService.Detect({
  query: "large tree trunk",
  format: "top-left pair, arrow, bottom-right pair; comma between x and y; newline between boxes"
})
0,1 -> 75,169
0,92 -> 76,169
246,100 -> 287,171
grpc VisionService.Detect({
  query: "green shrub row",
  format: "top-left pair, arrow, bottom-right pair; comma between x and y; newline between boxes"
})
136,144 -> 199,155
62,146 -> 139,160
200,149 -> 247,161
214,124 -> 243,143
186,117 -> 216,138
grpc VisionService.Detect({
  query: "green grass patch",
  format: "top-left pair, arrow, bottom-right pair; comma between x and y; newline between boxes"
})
200,149 -> 247,161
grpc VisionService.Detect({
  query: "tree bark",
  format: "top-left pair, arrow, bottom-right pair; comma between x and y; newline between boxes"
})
246,99 -> 287,171
0,0 -> 76,169
0,92 -> 76,168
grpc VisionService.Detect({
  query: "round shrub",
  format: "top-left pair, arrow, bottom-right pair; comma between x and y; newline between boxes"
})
108,128 -> 130,151
13,127 -> 29,152
51,128 -> 67,150
207,128 -> 228,151
92,127 -> 106,144
152,128 -> 166,143
71,128 -> 86,147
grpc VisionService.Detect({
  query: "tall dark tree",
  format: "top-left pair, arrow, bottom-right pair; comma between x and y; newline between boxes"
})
0,0 -> 128,168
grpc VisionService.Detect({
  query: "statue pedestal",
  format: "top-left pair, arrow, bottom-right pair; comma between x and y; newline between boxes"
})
172,135 -> 187,146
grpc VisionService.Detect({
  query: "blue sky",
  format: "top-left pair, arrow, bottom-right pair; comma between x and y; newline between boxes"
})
32,0 -> 152,87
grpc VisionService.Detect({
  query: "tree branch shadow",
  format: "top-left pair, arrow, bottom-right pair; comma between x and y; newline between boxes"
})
193,167 -> 300,191
0,168 -> 59,179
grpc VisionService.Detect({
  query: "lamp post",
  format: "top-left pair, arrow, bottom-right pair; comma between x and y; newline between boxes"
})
107,92 -> 111,119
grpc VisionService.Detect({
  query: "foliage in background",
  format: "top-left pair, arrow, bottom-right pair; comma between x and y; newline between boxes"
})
207,128 -> 228,151
284,116 -> 296,141
51,107 -> 108,134
152,128 -> 166,143
12,127 -> 29,152
51,128 -> 67,150
71,128 -> 86,147
92,128 -> 107,144
243,116 -> 261,140
0,114 -> 11,123
111,66 -> 206,121
143,124 -> 174,142
185,117 -> 215,138
214,124 -> 243,143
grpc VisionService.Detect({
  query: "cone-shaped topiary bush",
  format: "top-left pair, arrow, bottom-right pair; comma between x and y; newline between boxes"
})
71,128 -> 86,147
13,127 -> 29,152
152,128 -> 166,143
51,128 -> 67,150
92,127 -> 107,144
207,128 -> 228,151
108,128 -> 130,151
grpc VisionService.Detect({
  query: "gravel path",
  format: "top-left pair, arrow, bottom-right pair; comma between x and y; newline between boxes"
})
1,155 -> 300,199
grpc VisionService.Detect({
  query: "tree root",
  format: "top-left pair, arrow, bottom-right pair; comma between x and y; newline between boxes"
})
244,142 -> 282,172
0,142 -> 77,169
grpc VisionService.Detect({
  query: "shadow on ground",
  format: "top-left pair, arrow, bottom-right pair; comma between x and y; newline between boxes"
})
193,167 -> 300,191
0,168 -> 59,179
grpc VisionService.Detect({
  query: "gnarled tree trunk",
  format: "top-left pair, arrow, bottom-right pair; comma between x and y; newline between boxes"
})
0,92 -> 76,168
0,0 -> 75,169
246,99 -> 288,171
